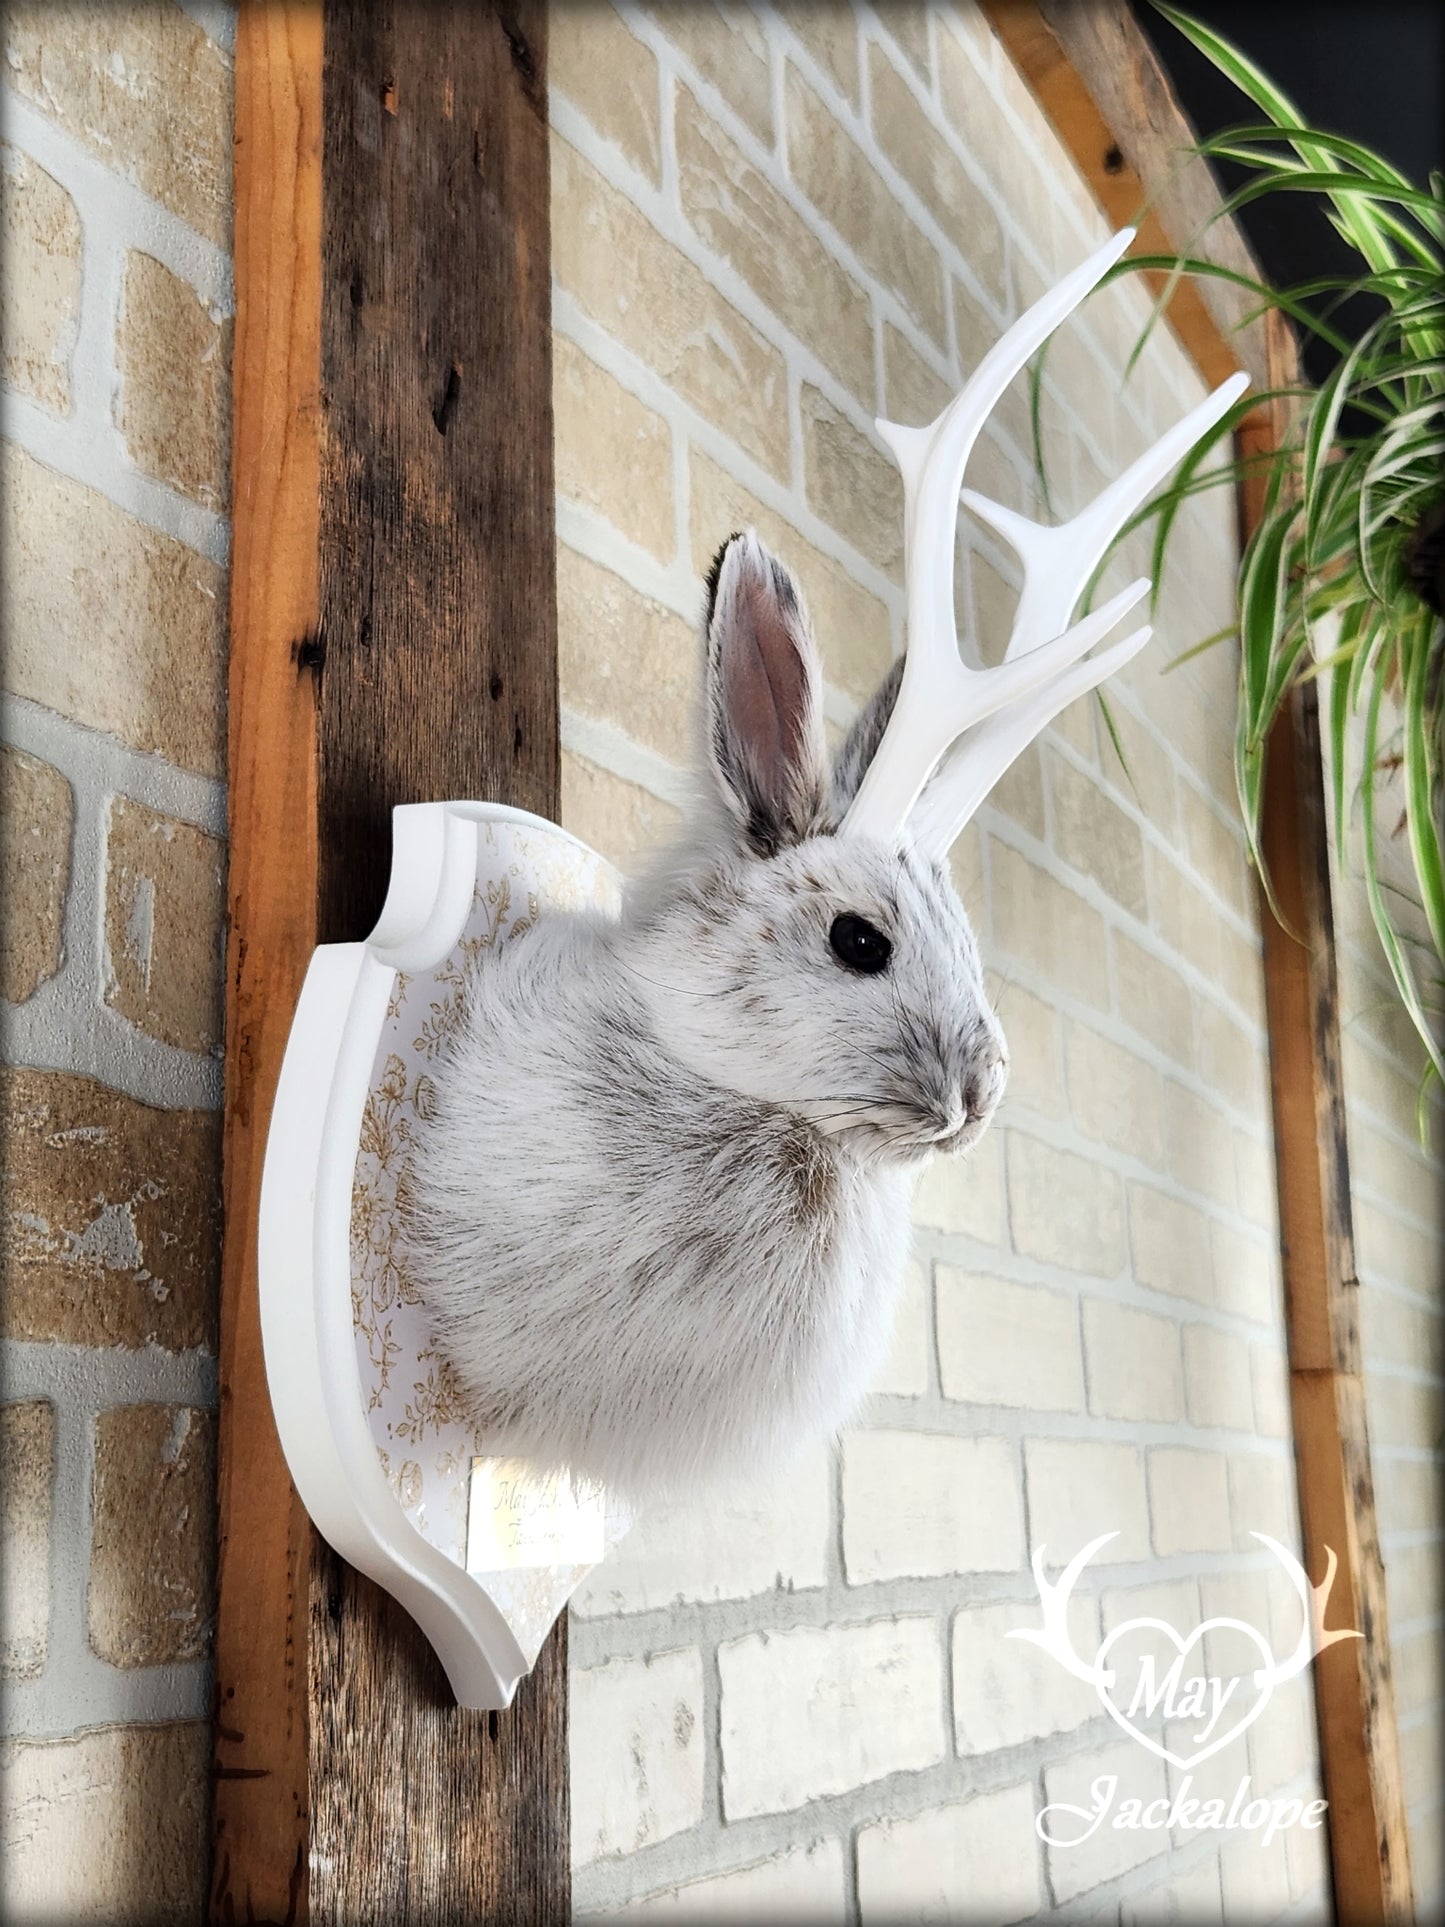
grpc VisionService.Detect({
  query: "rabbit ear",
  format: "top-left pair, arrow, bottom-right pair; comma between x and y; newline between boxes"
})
830,656 -> 902,818
703,530 -> 829,855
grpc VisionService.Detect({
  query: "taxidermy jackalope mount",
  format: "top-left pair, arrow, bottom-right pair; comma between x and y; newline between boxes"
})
408,228 -> 1250,1501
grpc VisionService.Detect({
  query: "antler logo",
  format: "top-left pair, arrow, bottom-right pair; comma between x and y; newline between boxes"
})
1009,1532 -> 1361,1772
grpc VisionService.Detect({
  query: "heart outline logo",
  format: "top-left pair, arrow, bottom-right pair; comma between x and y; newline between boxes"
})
1093,1614 -> 1276,1769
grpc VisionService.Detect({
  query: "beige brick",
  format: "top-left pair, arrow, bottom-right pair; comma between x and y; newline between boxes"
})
842,1430 -> 1021,1581
1233,1127 -> 1278,1232
1381,1539 -> 1442,1629
0,142 -> 80,411
991,840 -> 1110,1008
883,322 -> 950,423
868,44 -> 1004,308
1163,1078 -> 1237,1211
968,548 -> 1018,668
870,1255 -> 930,1397
1146,843 -> 1222,982
1112,928 -> 1196,1077
6,5 -> 231,247
1083,1297 -> 1183,1422
857,1783 -> 1041,1926
88,1404 -> 215,1667
777,3 -> 859,107
1043,1737 -> 1169,1902
676,86 -> 873,406
645,2 -> 773,146
1,1399 -> 53,1679
557,550 -> 696,765
786,63 -> 947,345
1351,1115 -> 1439,1227
1373,1456 -> 1440,1539
800,385 -> 903,578
1025,1437 -> 1150,1563
552,135 -> 788,480
0,1721 -> 208,1924
1098,694 -> 1177,841
1148,1447 -> 1231,1555
1127,1182 -> 1214,1304
1,444 -> 227,777
1007,1132 -> 1125,1277
1365,1370 -> 1443,1452
1194,994 -> 1267,1120
572,1444 -> 828,1615
1,1067 -> 220,1350
560,750 -> 680,868
625,1840 -> 846,1919
0,745 -> 71,1004
989,738 -> 1046,840
1250,1339 -> 1292,1441
1360,1282 -> 1440,1374
689,447 -> 893,701
102,797 -> 224,1057
115,252 -> 230,512
952,1594 -> 1100,1754
912,1123 -> 1004,1246
719,1616 -> 944,1817
1179,778 -> 1250,917
936,1266 -> 1082,1410
1047,749 -> 1147,917
1217,916 -> 1266,1032
1220,1830 -> 1293,1926
571,1647 -> 704,1864
991,978 -> 1063,1119
1183,1322 -> 1255,1432
550,2 -> 662,182
1392,1624 -> 1444,1714
1353,1197 -> 1437,1297
554,341 -> 674,562
1122,1862 -> 1223,1926
1065,1020 -> 1164,1163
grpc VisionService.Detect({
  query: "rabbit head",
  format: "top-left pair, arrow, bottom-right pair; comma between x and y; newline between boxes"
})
619,530 -> 1007,1164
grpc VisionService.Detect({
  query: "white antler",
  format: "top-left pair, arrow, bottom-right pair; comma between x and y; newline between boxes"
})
838,228 -> 1250,851
1006,1535 -> 1118,1688
1251,1534 -> 1363,1689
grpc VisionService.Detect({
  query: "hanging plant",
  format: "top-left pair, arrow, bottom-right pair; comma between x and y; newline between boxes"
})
1038,3 -> 1445,1117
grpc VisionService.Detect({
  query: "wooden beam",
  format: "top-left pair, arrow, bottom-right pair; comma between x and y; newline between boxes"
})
217,4 -> 566,1918
1246,311 -> 1413,1926
981,11 -> 1414,1919
982,0 -> 1271,391
213,7 -> 321,1918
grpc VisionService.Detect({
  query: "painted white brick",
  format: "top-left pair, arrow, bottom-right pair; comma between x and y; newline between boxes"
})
1250,1339 -> 1292,1440
869,1257 -> 931,1398
1120,1858 -> 1223,1924
913,1127 -> 1005,1245
1182,1322 -> 1255,1432
618,1839 -> 846,1919
1041,1737 -> 1170,1903
842,1432 -> 1021,1583
1219,1829 -> 1293,1925
1082,1297 -> 1185,1422
571,1649 -> 705,1866
572,1446 -> 831,1616
1007,1131 -> 1126,1277
1227,1451 -> 1298,1554
935,1266 -> 1084,1411
718,1618 -> 945,1818
1148,1449 -> 1232,1556
1025,1438 -> 1151,1565
952,1593 -> 1102,1753
856,1782 -> 1042,1924
1210,1218 -> 1280,1325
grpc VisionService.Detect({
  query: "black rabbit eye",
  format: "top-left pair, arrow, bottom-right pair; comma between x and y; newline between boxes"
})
829,913 -> 892,975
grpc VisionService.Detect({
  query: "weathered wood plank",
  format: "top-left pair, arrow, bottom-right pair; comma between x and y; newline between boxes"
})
982,0 -> 1270,391
213,6 -> 322,1920
307,5 -> 566,1921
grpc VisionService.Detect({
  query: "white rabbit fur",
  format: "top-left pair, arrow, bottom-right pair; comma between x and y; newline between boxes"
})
408,531 -> 1007,1500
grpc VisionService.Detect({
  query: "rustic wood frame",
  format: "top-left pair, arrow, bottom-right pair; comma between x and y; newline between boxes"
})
218,0 -> 1412,1919
982,5 -> 1414,1919
215,4 -> 564,1919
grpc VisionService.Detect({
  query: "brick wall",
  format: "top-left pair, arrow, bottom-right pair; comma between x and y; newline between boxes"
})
548,4 -> 1333,1919
1329,750 -> 1445,1918
0,4 -> 234,1919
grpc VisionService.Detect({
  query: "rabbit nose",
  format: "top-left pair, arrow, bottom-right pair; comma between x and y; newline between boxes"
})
964,1039 -> 1007,1121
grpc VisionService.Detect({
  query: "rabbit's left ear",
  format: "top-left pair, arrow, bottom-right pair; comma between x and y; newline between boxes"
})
703,530 -> 829,855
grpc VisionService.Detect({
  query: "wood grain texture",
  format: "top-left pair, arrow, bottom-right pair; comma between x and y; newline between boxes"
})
1247,308 -> 1413,1925
213,7 -> 322,1921
982,0 -> 1270,391
307,5 -> 566,1921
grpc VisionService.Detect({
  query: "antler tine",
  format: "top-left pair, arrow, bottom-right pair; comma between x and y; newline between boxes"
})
962,369 -> 1251,661
839,228 -> 1136,845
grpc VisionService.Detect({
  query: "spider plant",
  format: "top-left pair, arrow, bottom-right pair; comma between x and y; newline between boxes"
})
1043,4 -> 1444,1114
